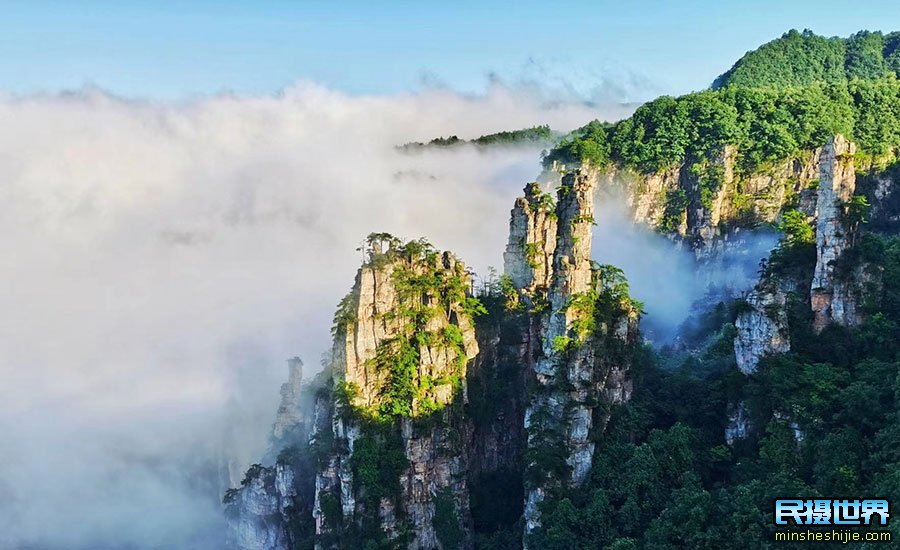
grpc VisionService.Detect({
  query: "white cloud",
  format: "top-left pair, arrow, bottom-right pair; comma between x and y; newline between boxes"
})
0,82 -> 623,548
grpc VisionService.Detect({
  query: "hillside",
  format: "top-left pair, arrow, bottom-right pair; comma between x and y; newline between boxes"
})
224,30 -> 900,549
544,73 -> 900,256
713,29 -> 900,89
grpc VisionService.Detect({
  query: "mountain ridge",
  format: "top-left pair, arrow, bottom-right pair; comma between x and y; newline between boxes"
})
223,30 -> 900,549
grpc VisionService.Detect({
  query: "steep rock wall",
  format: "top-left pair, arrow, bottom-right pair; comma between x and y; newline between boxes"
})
811,136 -> 859,333
225,463 -> 297,550
272,357 -> 308,443
315,239 -> 479,549
581,147 -> 822,257
514,172 -> 640,541
734,277 -> 795,374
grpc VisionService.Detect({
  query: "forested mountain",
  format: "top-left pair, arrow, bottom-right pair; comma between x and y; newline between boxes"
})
225,30 -> 900,549
713,29 -> 900,89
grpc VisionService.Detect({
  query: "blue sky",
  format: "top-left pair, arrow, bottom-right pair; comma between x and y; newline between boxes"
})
3,0 -> 900,101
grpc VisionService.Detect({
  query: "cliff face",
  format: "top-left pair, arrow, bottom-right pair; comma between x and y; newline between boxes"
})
225,166 -> 644,548
224,358 -> 317,550
733,135 -> 877,375
504,182 -> 557,295
315,239 -> 479,549
811,136 -> 860,333
726,135 -> 893,450
509,172 -> 640,541
734,277 -> 794,374
584,146 -> 821,258
225,463 -> 298,550
272,357 -> 308,443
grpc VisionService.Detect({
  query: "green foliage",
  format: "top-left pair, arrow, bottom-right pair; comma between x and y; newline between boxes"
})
524,242 -> 543,269
345,235 -> 483,420
778,209 -> 814,245
240,463 -> 267,487
423,135 -> 462,147
768,209 -> 817,275
472,125 -> 556,146
547,76 -> 879,177
545,120 -> 611,168
332,288 -> 359,336
713,29 -> 899,90
551,335 -> 574,354
469,469 -> 523,536
845,194 -> 872,232
222,487 -> 240,505
530,233 -> 900,547
592,263 -> 644,320
335,380 -> 360,407
660,189 -> 689,233
849,75 -> 900,157
319,492 -> 342,531
373,337 -> 420,418
433,488 -> 463,550
400,125 -> 557,150
846,31 -> 891,80
350,425 -> 409,506
524,404 -> 572,487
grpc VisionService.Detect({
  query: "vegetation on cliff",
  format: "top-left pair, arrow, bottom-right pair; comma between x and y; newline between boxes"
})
530,231 -> 900,548
229,29 -> 900,550
335,233 -> 485,421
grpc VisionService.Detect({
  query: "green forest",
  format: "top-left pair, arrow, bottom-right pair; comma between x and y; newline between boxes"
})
545,30 -> 900,193
400,125 -> 557,150
511,234 -> 900,549
713,29 -> 900,89
480,28 -> 900,550
233,28 -> 900,550
544,77 -> 900,176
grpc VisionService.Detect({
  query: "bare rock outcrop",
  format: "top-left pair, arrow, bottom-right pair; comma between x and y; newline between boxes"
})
225,463 -> 297,550
734,277 -> 794,374
515,172 -> 640,541
271,357 -> 307,442
504,182 -> 557,295
811,135 -> 859,333
582,146 -> 822,258
314,236 -> 479,549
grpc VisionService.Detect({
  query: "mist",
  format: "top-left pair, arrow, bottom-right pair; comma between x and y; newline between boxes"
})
0,83 -> 629,549
591,191 -> 778,343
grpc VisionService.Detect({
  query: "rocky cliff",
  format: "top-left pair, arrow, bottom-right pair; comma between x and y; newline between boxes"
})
732,135 -> 880,374
733,277 -> 795,374
272,357 -> 309,443
561,144 -> 822,259
225,164 -> 646,549
506,172 -> 640,541
314,236 -> 479,549
811,136 -> 860,333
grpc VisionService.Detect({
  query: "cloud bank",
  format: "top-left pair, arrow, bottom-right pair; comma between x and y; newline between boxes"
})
0,82 -> 624,549
592,193 -> 778,343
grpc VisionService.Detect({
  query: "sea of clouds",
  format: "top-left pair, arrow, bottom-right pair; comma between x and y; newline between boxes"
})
0,78 -> 776,548
0,83 -> 632,549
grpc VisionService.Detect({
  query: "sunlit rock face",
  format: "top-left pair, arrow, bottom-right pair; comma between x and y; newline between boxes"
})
512,172 -> 639,541
562,144 -> 821,259
226,237 -> 482,549
811,135 -> 860,333
734,277 -> 794,375
315,238 -> 480,549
